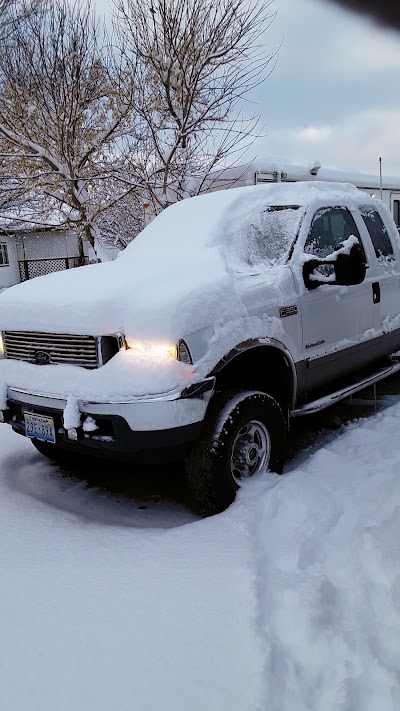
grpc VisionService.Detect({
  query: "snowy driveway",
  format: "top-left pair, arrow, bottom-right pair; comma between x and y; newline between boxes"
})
1,384 -> 400,711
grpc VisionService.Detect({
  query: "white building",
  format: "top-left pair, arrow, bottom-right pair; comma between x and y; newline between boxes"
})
0,226 -> 90,290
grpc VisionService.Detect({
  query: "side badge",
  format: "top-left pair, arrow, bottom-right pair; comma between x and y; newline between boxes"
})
279,305 -> 298,318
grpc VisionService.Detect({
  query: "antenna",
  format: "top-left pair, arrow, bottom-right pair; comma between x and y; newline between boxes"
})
379,157 -> 383,200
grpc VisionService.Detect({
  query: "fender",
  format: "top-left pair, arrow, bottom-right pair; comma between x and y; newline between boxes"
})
211,337 -> 298,408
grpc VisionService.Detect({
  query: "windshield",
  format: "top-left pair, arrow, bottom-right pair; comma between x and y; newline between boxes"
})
226,204 -> 303,272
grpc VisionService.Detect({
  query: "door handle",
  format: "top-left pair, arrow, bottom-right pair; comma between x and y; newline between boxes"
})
372,282 -> 380,304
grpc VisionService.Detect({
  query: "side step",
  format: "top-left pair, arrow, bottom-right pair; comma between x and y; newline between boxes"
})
292,358 -> 400,417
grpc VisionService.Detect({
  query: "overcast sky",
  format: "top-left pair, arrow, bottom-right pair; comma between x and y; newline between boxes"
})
97,0 -> 400,178
253,0 -> 400,177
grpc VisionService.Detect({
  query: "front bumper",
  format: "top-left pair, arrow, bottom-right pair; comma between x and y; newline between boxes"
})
2,378 -> 215,462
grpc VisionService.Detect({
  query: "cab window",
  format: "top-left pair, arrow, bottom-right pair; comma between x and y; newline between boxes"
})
359,206 -> 395,262
305,207 -> 365,258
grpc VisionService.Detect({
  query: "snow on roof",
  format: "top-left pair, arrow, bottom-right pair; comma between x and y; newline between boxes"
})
0,180 -> 372,334
129,181 -> 363,253
0,208 -> 69,233
209,158 -> 400,191
0,182 -> 377,402
0,222 -> 70,234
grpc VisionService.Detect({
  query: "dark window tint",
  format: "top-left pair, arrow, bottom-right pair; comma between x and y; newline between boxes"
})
393,200 -> 400,228
360,206 -> 395,261
305,207 -> 363,258
0,243 -> 9,266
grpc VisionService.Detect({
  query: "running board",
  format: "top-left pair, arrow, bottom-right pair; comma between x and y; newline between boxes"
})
292,359 -> 400,417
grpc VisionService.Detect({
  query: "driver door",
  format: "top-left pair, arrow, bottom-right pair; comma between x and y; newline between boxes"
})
298,206 -> 377,391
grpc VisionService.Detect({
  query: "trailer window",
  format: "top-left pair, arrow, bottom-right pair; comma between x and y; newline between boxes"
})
0,243 -> 9,266
360,206 -> 395,261
393,200 -> 400,228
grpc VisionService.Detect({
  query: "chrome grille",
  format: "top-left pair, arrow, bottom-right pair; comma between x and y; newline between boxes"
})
3,331 -> 99,369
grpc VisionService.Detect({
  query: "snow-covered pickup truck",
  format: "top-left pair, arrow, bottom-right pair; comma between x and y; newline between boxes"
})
1,181 -> 400,515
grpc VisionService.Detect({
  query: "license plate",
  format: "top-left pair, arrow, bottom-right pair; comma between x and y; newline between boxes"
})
24,412 -> 56,444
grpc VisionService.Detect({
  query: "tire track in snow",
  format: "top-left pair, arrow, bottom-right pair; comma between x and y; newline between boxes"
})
234,473 -> 284,711
240,407 -> 400,711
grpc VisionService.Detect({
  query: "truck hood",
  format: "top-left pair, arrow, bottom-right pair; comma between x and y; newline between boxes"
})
0,247 -> 231,343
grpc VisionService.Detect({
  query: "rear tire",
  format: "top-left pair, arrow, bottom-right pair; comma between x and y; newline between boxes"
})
185,389 -> 287,517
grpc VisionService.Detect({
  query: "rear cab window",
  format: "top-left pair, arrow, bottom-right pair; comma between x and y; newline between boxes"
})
359,206 -> 395,263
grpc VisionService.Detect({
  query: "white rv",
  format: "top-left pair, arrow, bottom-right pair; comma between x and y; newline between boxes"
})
143,159 -> 400,228
203,159 -> 400,229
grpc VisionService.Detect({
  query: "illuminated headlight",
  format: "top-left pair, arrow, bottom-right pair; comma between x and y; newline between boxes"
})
177,339 -> 192,365
126,339 -> 192,364
0,332 -> 3,359
128,342 -> 177,360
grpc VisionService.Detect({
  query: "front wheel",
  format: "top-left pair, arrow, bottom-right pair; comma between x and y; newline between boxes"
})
185,390 -> 287,516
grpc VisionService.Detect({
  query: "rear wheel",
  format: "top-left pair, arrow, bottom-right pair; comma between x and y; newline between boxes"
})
185,389 -> 287,516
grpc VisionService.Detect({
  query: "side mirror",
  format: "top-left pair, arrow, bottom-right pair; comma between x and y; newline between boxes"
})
303,242 -> 366,290
334,243 -> 366,286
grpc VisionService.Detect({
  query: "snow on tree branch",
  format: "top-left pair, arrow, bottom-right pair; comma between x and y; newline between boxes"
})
0,0 -> 142,259
113,0 -> 276,209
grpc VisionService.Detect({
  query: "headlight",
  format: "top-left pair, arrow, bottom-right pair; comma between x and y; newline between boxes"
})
126,339 -> 192,364
0,332 -> 3,359
128,342 -> 177,360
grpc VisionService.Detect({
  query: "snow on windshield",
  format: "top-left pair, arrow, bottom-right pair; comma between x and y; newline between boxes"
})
226,205 -> 303,271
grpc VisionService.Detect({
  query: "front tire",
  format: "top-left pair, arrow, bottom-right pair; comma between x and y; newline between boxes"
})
185,389 -> 287,516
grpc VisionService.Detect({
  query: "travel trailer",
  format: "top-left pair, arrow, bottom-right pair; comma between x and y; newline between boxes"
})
143,159 -> 400,228
205,159 -> 400,228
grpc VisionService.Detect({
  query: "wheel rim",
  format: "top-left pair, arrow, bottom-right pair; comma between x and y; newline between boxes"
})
230,419 -> 271,485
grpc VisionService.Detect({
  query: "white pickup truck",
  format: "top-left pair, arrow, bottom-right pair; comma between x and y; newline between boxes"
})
1,181 -> 400,515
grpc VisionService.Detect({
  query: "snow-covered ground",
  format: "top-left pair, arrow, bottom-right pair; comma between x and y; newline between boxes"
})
1,389 -> 400,711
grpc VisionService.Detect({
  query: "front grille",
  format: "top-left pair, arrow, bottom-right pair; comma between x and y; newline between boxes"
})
3,331 -> 99,369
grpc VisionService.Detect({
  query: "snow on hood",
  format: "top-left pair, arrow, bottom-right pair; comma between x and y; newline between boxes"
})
0,181 -> 362,339
0,181 -> 370,400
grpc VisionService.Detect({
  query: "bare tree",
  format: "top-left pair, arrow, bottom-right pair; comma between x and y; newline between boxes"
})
114,0 -> 276,212
0,0 -> 44,40
0,0 -> 141,258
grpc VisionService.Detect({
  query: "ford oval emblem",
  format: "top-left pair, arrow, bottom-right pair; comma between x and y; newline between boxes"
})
34,350 -> 51,365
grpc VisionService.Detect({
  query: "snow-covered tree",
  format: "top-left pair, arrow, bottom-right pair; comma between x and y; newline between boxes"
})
114,0 -> 276,212
0,0 -> 142,259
